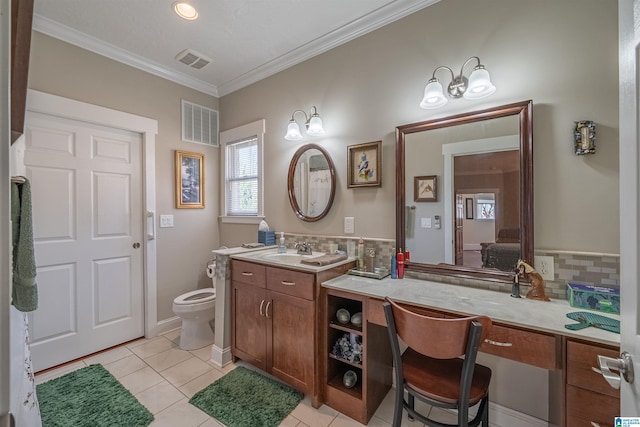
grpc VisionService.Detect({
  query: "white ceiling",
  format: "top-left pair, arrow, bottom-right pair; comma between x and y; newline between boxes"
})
33,0 -> 438,97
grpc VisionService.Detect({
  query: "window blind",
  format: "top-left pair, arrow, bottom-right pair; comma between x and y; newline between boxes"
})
226,136 -> 258,216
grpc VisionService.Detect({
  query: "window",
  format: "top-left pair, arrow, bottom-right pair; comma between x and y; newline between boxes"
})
220,120 -> 265,223
476,193 -> 495,220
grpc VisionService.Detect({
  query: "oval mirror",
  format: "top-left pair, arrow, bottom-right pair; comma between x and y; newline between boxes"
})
396,100 -> 533,283
287,144 -> 336,222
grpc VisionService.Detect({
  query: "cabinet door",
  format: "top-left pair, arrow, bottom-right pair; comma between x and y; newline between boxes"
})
268,291 -> 315,393
232,281 -> 267,371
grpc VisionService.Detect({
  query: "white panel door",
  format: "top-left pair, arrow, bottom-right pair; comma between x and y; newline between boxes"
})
24,111 -> 144,371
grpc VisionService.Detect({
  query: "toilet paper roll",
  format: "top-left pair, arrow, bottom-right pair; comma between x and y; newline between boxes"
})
206,260 -> 216,278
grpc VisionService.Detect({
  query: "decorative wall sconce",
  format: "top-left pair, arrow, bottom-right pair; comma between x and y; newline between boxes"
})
284,106 -> 325,141
574,121 -> 596,155
419,56 -> 496,110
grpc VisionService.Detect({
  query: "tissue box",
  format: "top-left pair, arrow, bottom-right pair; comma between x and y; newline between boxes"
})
258,230 -> 275,245
567,283 -> 620,314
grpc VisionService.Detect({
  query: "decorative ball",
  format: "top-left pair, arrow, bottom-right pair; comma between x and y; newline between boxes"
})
343,370 -> 358,388
336,308 -> 350,324
350,312 -> 363,328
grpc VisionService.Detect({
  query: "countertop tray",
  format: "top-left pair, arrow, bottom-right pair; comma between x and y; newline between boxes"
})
347,268 -> 390,280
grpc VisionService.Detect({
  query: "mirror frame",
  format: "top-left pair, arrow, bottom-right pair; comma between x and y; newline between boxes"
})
287,143 -> 337,222
396,100 -> 533,283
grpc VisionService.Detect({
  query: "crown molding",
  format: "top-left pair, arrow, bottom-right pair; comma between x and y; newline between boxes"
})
216,0 -> 439,96
32,14 -> 219,97
33,0 -> 438,98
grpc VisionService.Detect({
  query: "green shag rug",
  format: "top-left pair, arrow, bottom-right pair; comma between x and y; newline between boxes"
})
37,364 -> 153,427
189,366 -> 303,427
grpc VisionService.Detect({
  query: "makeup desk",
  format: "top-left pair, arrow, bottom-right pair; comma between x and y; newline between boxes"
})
321,275 -> 620,426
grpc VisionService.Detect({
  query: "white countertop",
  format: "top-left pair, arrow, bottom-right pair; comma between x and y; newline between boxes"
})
322,275 -> 620,347
229,247 -> 356,272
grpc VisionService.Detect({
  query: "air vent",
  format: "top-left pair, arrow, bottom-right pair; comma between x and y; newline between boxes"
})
175,48 -> 212,69
182,100 -> 219,147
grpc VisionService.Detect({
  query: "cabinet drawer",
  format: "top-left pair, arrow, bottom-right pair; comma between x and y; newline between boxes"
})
567,340 -> 620,398
367,298 -> 444,327
232,260 -> 266,287
566,384 -> 618,426
267,267 -> 314,300
479,324 -> 557,370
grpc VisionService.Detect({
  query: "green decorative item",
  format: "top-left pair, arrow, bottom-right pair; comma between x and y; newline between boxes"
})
37,364 -> 153,427
189,366 -> 303,427
565,311 -> 620,334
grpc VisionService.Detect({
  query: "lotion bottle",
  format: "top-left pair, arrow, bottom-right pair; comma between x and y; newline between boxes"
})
390,248 -> 397,279
397,248 -> 405,279
357,237 -> 365,270
278,232 -> 286,253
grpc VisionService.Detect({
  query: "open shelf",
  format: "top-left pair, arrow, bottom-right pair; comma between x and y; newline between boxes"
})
328,353 -> 363,368
329,321 -> 362,334
328,371 -> 363,399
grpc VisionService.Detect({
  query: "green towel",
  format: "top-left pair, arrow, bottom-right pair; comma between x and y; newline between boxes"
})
11,179 -> 38,312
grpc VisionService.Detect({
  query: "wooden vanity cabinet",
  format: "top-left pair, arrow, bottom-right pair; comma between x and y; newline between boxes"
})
566,339 -> 620,427
231,258 -> 353,407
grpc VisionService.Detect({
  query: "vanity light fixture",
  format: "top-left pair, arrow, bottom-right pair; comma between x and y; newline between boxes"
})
173,1 -> 199,20
419,56 -> 496,110
284,106 -> 325,141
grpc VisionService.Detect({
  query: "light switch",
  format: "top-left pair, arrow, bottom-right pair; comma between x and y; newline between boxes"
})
344,217 -> 355,234
421,217 -> 432,228
160,215 -> 174,228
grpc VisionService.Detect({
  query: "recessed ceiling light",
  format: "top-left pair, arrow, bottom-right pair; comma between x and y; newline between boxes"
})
173,2 -> 198,20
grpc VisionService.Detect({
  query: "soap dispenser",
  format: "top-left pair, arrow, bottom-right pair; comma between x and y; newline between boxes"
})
278,232 -> 287,253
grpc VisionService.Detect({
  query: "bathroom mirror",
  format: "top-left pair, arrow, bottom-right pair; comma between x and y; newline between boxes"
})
288,144 -> 336,222
396,100 -> 533,283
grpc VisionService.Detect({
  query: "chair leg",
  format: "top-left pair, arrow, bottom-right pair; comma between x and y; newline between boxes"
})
407,393 -> 415,421
482,395 -> 489,427
392,385 -> 404,427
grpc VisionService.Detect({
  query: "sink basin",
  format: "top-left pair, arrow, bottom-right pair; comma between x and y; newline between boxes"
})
257,251 -> 323,265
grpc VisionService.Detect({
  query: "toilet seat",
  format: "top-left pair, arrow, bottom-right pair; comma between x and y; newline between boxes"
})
173,289 -> 216,305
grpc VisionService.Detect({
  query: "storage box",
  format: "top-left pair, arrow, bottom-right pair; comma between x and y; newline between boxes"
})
567,283 -> 620,314
258,230 -> 275,246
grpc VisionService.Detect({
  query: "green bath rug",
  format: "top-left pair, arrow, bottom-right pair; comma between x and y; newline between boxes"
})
189,366 -> 303,427
37,364 -> 153,427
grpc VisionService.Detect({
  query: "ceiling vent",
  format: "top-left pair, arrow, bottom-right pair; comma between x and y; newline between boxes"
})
175,48 -> 212,69
182,100 -> 219,147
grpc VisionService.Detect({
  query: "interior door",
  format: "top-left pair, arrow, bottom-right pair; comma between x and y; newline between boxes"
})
617,0 -> 640,415
24,111 -> 144,371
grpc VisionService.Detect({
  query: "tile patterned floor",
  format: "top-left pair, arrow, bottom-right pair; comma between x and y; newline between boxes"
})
35,329 -> 456,427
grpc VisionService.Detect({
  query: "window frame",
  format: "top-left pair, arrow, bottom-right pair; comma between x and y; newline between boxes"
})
220,119 -> 265,224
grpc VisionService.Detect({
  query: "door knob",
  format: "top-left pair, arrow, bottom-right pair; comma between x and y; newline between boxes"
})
133,242 -> 141,249
597,351 -> 634,389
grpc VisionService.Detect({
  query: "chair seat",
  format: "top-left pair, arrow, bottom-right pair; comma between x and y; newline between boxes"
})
402,348 -> 492,406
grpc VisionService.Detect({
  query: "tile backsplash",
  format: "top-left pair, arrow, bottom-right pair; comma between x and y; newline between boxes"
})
276,233 -> 620,301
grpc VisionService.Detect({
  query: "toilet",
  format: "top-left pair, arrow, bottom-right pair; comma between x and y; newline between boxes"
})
172,260 -> 216,350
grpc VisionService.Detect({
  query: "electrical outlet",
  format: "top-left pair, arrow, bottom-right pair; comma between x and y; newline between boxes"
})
534,256 -> 555,281
344,217 -> 355,234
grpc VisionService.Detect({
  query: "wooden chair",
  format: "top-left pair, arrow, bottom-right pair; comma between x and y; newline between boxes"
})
383,297 -> 492,427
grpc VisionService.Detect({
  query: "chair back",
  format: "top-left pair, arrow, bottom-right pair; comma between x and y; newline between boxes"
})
383,297 -> 492,359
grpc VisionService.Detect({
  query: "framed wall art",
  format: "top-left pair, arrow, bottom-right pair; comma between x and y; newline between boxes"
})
347,140 -> 382,188
465,197 -> 474,219
414,175 -> 437,202
175,150 -> 204,209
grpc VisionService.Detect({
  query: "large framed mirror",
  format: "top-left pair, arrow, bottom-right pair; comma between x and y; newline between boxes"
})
288,144 -> 336,222
396,100 -> 533,283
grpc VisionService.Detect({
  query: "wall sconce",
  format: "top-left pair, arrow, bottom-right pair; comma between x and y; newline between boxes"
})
574,120 -> 596,155
284,106 -> 325,141
419,56 -> 496,109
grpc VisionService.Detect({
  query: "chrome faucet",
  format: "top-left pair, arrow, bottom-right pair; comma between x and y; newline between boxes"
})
294,241 -> 313,255
511,266 -> 522,298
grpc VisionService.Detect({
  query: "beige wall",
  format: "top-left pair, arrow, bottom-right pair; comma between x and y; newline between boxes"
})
219,0 -> 619,256
28,33 -> 220,321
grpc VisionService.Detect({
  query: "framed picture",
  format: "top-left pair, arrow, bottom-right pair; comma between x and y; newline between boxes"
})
347,141 -> 382,188
465,197 -> 474,219
414,175 -> 437,202
175,150 -> 204,209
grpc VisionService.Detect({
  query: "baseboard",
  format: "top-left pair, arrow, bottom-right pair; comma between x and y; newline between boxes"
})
489,402 -> 548,427
155,316 -> 182,335
211,345 -> 232,368
464,243 -> 482,251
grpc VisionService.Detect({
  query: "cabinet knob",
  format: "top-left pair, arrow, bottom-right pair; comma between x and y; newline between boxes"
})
259,300 -> 265,316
